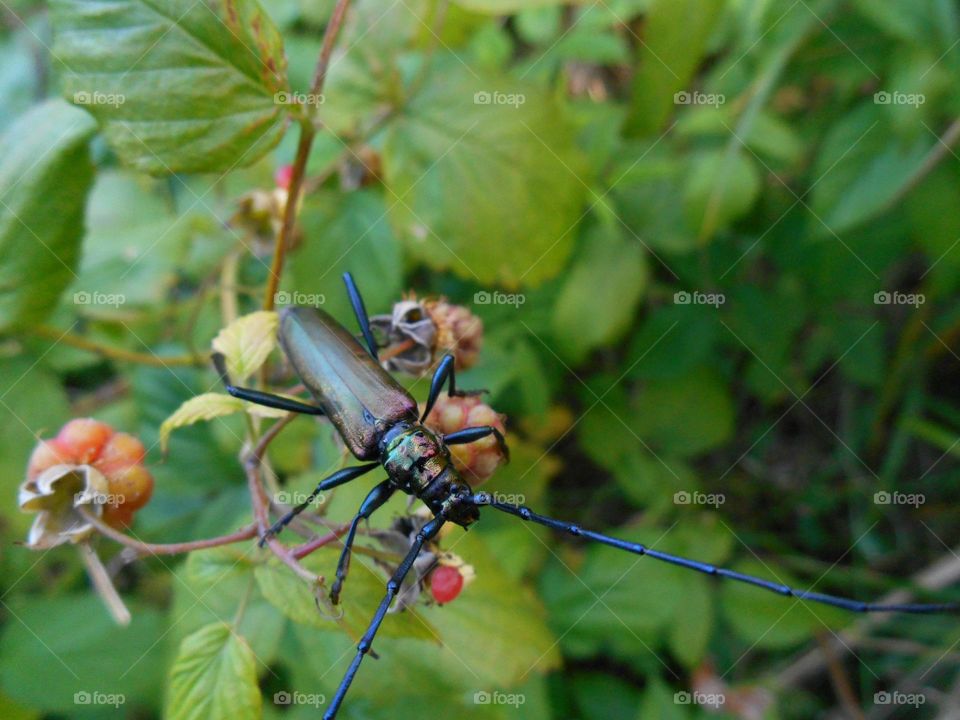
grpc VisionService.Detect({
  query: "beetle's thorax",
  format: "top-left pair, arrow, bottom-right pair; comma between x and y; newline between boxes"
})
379,422 -> 479,527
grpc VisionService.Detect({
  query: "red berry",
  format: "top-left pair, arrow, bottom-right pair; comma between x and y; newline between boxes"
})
430,565 -> 464,604
26,440 -> 72,479
95,433 -> 146,476
56,419 -> 113,464
102,503 -> 135,529
274,164 -> 294,189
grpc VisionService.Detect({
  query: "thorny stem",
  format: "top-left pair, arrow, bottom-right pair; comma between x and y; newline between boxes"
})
33,325 -> 204,367
262,0 -> 352,312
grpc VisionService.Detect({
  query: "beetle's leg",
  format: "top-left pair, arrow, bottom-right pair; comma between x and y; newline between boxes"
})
473,496 -> 960,615
342,272 -> 379,361
324,513 -> 446,720
331,479 -> 395,605
212,353 -> 325,415
421,354 -> 485,421
443,426 -> 509,462
260,463 -> 380,545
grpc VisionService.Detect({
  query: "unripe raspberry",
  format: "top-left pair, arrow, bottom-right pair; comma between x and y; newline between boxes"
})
423,299 -> 483,370
26,440 -> 72,480
95,433 -> 146,476
56,418 -> 112,464
106,464 -> 154,511
101,503 -> 135,529
423,394 -> 507,485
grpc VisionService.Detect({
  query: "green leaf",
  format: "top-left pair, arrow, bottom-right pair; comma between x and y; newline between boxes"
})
634,369 -> 735,456
684,149 -> 762,234
254,556 -> 438,642
0,99 -> 95,331
811,103 -> 931,236
51,0 -> 289,174
211,311 -> 279,381
160,392 -> 286,451
167,623 -> 261,720
551,222 -> 649,364
0,595 -> 166,713
625,0 -> 725,136
383,59 -> 586,286
453,0 -> 567,13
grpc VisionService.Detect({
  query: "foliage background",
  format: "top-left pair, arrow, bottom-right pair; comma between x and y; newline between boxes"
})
1,0 -> 960,718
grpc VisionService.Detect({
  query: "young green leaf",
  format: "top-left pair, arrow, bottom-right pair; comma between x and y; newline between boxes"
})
211,310 -> 280,381
160,392 -> 286,451
166,623 -> 261,720
0,100 -> 95,331
51,0 -> 290,174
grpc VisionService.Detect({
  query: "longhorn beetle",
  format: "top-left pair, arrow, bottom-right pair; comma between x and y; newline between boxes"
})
214,273 -> 958,719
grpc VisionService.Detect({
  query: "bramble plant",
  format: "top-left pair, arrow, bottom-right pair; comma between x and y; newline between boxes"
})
2,1 -> 960,719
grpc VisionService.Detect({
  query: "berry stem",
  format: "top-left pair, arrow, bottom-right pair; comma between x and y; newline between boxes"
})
77,541 -> 131,626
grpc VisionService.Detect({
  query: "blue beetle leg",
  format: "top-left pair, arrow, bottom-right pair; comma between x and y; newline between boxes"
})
342,272 -> 379,361
421,354 -> 485,421
260,463 -> 380,546
324,513 -> 446,720
330,479 -> 396,605
212,352 -> 325,416
443,425 -> 509,462
486,501 -> 960,615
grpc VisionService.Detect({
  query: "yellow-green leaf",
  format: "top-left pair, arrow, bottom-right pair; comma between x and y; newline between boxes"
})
212,311 -> 279,382
166,623 -> 261,720
160,392 -> 285,451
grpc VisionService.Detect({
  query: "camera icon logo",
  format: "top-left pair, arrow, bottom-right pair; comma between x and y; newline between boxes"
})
674,91 -> 691,105
74,691 -> 92,705
474,691 -> 491,704
874,91 -> 891,105
73,91 -> 92,105
674,691 -> 692,704
474,291 -> 491,305
474,91 -> 491,105
274,691 -> 292,705
874,491 -> 891,505
674,291 -> 691,305
673,491 -> 691,505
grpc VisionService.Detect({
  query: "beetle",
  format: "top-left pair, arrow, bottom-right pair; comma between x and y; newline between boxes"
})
214,273 -> 958,720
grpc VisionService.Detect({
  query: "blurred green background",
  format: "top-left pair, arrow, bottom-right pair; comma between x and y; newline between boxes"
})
1,0 -> 960,718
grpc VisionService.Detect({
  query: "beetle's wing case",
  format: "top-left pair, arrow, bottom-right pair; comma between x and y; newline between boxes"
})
278,307 -> 418,460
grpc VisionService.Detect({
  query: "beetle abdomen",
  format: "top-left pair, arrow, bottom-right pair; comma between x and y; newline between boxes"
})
278,307 -> 418,459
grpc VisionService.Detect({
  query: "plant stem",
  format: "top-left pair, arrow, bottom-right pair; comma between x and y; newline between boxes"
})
262,0 -> 352,311
34,325 -> 203,367
78,541 -> 131,626
78,508 -> 257,555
